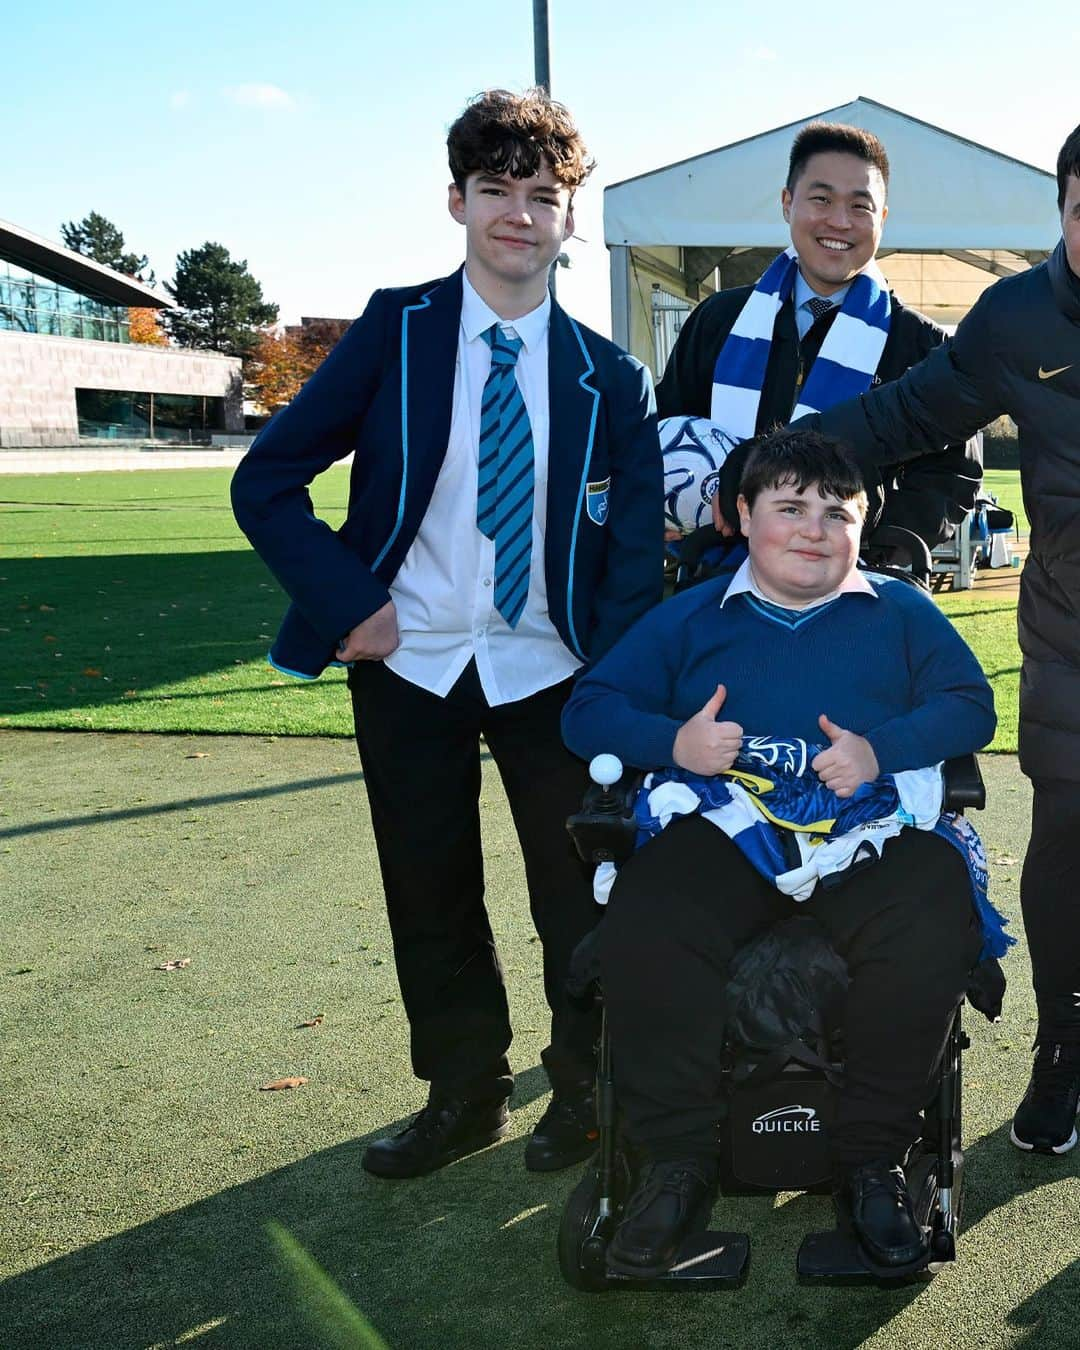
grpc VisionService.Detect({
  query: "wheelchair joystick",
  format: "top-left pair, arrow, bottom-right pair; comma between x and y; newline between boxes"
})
567,756 -> 638,867
589,754 -> 623,791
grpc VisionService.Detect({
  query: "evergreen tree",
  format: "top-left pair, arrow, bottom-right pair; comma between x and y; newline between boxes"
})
60,211 -> 155,284
165,243 -> 278,359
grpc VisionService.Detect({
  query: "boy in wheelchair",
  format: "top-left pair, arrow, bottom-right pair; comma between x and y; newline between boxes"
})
561,428 -> 997,1280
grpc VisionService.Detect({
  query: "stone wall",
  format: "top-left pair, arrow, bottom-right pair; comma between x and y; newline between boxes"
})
0,330 -> 243,447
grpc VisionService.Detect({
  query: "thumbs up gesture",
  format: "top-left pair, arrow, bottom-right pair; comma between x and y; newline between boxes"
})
673,684 -> 744,776
811,714 -> 880,799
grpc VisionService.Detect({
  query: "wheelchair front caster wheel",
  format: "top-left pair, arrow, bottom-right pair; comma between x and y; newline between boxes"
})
558,1167 -> 613,1292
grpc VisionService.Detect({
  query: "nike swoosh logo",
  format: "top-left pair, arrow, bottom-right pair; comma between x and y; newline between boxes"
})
1038,364 -> 1073,380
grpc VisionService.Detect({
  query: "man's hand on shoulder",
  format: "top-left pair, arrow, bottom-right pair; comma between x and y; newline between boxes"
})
812,714 -> 879,798
673,684 -> 743,775
337,600 -> 399,662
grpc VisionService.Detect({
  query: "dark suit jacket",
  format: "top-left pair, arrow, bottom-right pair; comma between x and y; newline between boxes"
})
655,286 -> 982,548
232,268 -> 663,678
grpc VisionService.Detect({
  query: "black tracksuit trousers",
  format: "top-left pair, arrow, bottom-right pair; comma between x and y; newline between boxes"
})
601,816 -> 981,1169
1021,778 -> 1080,1041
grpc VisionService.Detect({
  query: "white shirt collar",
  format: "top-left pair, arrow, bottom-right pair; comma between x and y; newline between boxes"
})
461,270 -> 551,354
719,555 -> 877,610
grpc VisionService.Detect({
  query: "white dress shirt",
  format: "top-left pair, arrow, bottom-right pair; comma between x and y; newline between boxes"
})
384,272 -> 582,705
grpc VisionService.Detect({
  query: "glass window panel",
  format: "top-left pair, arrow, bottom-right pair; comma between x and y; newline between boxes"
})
152,392 -> 202,429
61,314 -> 83,338
76,389 -> 149,437
83,317 -> 104,341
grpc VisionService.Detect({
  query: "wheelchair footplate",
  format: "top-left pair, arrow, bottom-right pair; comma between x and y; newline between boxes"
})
603,1230 -> 751,1291
796,1147 -> 962,1284
559,1160 -> 749,1291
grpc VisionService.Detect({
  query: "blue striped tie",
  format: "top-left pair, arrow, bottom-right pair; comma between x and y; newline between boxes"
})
477,325 -> 534,629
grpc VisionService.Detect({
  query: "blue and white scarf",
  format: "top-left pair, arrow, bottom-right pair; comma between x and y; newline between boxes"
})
709,248 -> 891,437
602,736 -> 1013,962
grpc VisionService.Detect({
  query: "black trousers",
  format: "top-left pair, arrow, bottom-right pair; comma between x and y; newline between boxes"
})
1021,778 -> 1080,1040
349,658 -> 599,1102
601,817 -> 980,1169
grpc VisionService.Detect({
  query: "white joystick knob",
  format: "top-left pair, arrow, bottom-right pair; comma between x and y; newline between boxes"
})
589,754 -> 623,789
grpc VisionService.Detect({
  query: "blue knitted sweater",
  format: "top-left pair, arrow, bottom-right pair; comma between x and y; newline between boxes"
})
562,572 -> 995,774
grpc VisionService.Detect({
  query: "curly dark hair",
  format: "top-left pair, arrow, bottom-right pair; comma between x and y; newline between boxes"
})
1057,122 -> 1080,211
739,427 -> 868,517
787,121 -> 890,195
447,88 -> 595,192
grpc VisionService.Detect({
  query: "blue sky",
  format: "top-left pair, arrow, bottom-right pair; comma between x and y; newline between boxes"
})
4,0 -> 1076,335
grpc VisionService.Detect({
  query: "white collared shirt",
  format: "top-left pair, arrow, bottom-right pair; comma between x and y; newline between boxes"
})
384,271 -> 582,705
719,556 -> 877,610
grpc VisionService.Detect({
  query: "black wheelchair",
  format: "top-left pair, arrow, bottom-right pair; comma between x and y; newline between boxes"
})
558,525 -> 999,1290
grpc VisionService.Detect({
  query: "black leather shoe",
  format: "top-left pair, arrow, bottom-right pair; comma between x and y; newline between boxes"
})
524,1088 -> 599,1172
836,1161 -> 928,1269
362,1096 -> 510,1179
606,1159 -> 716,1278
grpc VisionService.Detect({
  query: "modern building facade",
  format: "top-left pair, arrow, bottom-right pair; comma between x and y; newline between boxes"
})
0,218 -> 243,447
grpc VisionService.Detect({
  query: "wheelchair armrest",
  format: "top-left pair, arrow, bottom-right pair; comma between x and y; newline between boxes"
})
943,754 -> 985,812
566,769 -> 644,866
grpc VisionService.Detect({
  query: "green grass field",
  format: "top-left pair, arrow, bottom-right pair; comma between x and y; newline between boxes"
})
0,466 -> 1026,750
0,467 -> 351,735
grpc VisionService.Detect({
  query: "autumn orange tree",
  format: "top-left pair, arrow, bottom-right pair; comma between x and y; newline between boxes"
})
128,307 -> 168,345
247,321 -> 345,411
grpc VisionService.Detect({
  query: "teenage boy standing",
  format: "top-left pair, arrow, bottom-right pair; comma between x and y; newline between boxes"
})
232,89 -> 662,1179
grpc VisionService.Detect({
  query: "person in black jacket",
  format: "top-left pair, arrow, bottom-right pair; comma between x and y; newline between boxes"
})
807,122 -> 1080,1158
657,121 -> 981,550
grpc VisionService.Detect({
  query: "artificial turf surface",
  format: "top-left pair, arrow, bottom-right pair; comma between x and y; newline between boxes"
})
0,464 -> 1074,1345
2,731 -> 1080,1350
0,467 -> 1027,750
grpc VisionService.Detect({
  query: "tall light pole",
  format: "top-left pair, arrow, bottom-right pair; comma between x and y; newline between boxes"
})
533,0 -> 551,92
533,1 -> 557,294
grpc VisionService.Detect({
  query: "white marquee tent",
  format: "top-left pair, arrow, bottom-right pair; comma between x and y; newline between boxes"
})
605,97 -> 1059,371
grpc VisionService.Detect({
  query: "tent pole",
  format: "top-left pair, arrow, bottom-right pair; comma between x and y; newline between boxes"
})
609,245 -> 631,351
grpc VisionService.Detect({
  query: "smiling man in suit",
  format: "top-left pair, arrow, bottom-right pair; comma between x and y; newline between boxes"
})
232,88 -> 662,1179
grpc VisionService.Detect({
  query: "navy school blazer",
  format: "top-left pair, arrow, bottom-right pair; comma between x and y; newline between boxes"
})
231,268 -> 664,678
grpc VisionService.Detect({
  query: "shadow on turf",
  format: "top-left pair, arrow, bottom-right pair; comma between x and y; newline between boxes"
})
0,771 -> 366,841
4,1089 -> 1076,1350
1,550 -> 295,718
